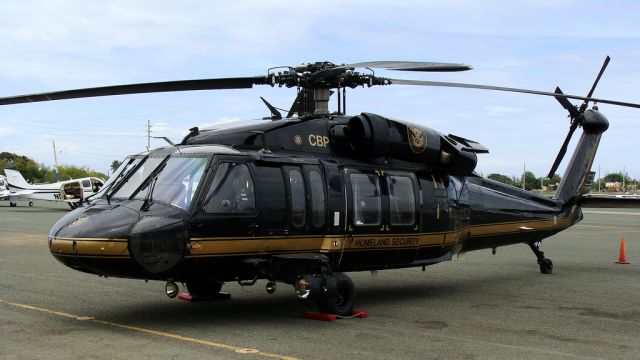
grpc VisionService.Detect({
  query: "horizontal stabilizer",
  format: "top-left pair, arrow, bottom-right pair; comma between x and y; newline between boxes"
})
447,134 -> 489,153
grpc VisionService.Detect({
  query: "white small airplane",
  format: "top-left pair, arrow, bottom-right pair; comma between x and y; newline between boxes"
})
0,175 -> 10,200
3,168 -> 105,209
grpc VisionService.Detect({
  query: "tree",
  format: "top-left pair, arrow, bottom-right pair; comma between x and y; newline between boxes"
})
110,160 -> 122,172
1,152 -> 106,183
488,173 -> 516,186
523,171 -> 540,190
542,173 -> 561,190
603,173 -> 623,183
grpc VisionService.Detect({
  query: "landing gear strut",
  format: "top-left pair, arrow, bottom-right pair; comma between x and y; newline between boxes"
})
528,241 -> 553,274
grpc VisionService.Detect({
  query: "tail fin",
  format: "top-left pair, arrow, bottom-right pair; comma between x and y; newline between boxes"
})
4,168 -> 32,189
553,109 -> 609,204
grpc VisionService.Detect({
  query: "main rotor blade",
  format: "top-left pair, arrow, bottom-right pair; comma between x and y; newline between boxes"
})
389,78 -> 640,109
547,123 -> 578,179
346,61 -> 472,72
0,76 -> 268,106
580,55 -> 610,111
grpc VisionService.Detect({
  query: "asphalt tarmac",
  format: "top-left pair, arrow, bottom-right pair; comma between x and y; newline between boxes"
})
1,201 -> 638,359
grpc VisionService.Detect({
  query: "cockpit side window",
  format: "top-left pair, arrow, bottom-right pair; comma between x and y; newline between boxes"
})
203,163 -> 255,214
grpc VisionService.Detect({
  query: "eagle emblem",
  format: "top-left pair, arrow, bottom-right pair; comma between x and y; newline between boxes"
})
408,126 -> 427,153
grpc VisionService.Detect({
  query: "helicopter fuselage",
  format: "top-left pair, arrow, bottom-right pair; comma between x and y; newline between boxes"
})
47,113 -> 593,285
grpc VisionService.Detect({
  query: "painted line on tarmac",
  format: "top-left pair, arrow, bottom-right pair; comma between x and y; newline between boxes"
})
0,299 -> 298,360
583,210 -> 640,216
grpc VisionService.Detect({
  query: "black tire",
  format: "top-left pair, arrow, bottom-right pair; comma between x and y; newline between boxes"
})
10,202 -> 16,207
28,201 -> 34,207
539,258 -> 553,274
317,273 -> 356,316
186,279 -> 223,297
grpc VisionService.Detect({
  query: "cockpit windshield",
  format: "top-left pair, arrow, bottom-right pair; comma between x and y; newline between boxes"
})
111,157 -> 166,199
92,156 -> 144,200
133,157 -> 208,210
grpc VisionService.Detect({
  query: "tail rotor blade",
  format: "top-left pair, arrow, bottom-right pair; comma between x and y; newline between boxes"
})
580,56 -> 610,111
554,87 -> 580,118
547,124 -> 578,178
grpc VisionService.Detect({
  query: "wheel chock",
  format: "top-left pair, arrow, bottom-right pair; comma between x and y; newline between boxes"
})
177,292 -> 231,303
303,309 -> 369,321
304,311 -> 337,321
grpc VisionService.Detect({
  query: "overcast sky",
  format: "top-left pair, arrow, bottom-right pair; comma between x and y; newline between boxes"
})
0,1 -> 638,179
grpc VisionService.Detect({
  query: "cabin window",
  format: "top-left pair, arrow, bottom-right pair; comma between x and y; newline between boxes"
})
82,179 -> 91,188
288,168 -> 307,228
203,163 -> 255,214
308,170 -> 326,227
387,175 -> 415,225
351,173 -> 381,226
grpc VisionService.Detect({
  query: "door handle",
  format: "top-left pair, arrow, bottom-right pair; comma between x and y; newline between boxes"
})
248,224 -> 259,234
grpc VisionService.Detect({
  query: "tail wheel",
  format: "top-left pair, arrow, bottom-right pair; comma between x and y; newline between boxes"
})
317,273 -> 356,316
186,279 -> 223,297
539,258 -> 553,274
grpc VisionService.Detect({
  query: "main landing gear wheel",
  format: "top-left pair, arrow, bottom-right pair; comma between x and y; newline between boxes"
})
317,273 -> 356,317
68,202 -> 79,210
186,279 -> 223,297
9,202 -> 17,207
528,241 -> 553,274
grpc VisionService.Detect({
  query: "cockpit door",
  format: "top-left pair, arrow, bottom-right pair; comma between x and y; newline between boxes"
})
189,157 -> 260,258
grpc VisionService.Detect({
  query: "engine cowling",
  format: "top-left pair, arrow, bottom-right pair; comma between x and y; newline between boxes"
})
332,112 -> 485,175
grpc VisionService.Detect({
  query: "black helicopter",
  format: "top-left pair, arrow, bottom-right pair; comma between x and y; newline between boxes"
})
1,58 -> 638,316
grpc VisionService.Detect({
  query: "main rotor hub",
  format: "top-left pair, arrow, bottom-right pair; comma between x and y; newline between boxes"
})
268,61 -> 390,90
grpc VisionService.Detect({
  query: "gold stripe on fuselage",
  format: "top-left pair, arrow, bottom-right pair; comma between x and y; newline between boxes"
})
50,215 -> 575,258
50,237 -> 129,257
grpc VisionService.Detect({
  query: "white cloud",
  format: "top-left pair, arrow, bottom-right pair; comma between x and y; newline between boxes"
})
0,1 -> 638,177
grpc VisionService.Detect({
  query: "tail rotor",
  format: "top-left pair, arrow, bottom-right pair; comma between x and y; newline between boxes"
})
547,56 -> 611,179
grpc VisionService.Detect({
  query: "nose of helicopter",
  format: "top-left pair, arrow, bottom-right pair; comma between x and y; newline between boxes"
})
49,204 -> 141,274
49,203 -> 188,277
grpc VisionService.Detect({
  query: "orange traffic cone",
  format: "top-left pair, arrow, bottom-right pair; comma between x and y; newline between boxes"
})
615,236 -> 629,264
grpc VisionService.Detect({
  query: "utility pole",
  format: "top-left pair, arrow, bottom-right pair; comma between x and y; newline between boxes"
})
147,120 -> 151,150
52,140 -> 60,181
598,164 -> 601,192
